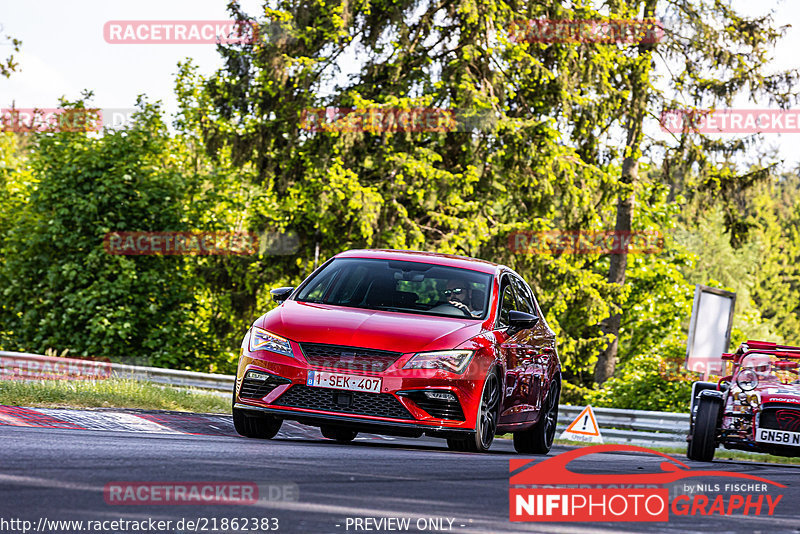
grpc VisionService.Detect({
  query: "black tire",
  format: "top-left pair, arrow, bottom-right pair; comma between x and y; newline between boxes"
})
232,407 -> 283,439
231,381 -> 282,439
689,382 -> 718,416
513,377 -> 560,454
687,396 -> 719,461
320,425 -> 358,443
447,371 -> 501,453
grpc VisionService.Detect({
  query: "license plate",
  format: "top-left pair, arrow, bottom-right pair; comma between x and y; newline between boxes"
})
306,371 -> 382,393
755,428 -> 800,446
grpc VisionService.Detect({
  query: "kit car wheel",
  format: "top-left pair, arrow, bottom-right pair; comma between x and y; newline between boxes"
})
687,396 -> 719,462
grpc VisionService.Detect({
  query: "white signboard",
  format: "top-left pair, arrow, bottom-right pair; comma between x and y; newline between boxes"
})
685,285 -> 736,379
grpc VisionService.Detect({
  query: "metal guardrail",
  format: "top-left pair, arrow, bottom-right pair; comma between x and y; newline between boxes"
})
111,362 -> 234,392
0,351 -> 234,393
2,350 -> 690,446
557,405 -> 689,447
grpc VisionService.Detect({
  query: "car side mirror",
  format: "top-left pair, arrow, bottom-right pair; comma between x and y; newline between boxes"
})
508,310 -> 539,333
271,286 -> 294,303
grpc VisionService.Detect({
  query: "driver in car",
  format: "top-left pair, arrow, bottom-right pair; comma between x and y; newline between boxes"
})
444,279 -> 481,317
747,356 -> 778,383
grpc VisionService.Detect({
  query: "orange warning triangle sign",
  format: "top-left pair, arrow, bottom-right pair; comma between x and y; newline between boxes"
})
564,405 -> 601,436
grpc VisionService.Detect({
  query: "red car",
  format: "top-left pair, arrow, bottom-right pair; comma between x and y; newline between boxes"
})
688,340 -> 800,461
232,249 -> 561,453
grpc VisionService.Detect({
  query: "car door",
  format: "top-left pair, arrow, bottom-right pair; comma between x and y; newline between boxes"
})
513,277 -> 558,420
511,275 -> 557,419
496,275 -> 535,425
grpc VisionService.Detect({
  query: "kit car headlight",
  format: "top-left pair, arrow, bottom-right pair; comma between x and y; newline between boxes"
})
248,327 -> 293,357
736,369 -> 759,391
402,350 -> 474,374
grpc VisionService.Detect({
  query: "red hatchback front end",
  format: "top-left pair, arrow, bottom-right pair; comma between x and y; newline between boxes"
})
233,249 -> 561,453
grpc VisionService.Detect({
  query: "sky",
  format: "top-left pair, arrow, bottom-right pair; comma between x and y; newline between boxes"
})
2,0 -> 799,167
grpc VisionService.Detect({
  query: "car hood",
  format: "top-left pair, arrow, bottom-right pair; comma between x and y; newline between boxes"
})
255,300 -> 485,353
758,384 -> 800,404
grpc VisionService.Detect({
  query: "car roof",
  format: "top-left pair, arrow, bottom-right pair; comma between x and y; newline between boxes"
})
335,249 -> 502,275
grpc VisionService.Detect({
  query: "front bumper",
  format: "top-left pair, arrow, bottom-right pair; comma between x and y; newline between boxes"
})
233,402 -> 475,439
235,350 -> 481,432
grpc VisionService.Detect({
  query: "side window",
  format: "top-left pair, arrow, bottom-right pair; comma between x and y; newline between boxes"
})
512,276 -> 536,316
497,277 -> 519,328
527,284 -> 546,321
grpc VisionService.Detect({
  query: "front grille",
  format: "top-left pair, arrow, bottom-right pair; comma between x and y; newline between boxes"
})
398,391 -> 466,421
761,406 -> 800,432
239,374 -> 292,399
299,343 -> 402,373
274,385 -> 414,420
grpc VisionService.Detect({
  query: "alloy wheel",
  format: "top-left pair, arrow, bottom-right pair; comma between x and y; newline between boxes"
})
479,372 -> 501,449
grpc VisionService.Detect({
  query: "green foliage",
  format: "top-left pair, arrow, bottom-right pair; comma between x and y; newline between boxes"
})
560,381 -> 593,406
0,99 -> 203,369
747,175 -> 800,343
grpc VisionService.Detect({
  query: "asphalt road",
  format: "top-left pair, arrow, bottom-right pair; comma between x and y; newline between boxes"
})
1,412 -> 799,534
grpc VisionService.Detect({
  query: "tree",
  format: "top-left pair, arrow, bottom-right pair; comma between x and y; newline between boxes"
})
593,0 -> 799,384
741,173 -> 800,342
0,98 -> 204,368
177,0 -> 640,378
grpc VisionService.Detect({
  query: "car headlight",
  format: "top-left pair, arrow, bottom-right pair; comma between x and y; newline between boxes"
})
402,350 -> 474,374
736,369 -> 759,391
248,327 -> 293,357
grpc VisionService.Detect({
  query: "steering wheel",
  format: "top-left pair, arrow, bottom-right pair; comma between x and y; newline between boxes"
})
431,302 -> 474,318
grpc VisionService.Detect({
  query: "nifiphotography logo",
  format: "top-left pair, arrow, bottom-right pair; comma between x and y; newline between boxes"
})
509,445 -> 784,522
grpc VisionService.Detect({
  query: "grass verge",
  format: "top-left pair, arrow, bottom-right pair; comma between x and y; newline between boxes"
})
0,379 -> 230,414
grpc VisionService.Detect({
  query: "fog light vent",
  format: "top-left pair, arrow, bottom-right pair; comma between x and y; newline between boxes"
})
397,390 -> 465,421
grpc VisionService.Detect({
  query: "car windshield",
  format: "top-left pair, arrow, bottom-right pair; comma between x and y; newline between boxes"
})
739,352 -> 800,385
295,257 -> 493,319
